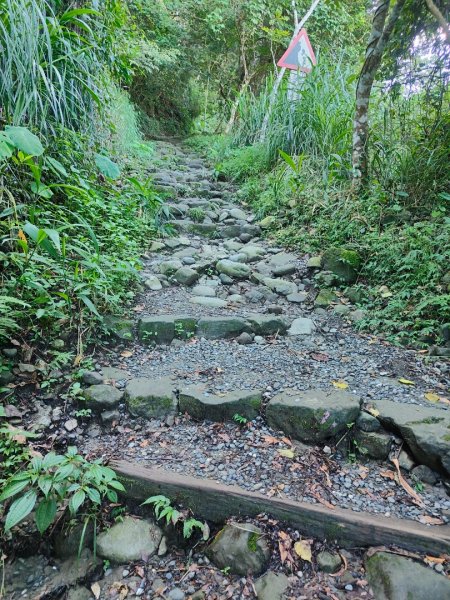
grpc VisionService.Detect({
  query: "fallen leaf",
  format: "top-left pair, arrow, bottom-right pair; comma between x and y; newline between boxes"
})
294,540 -> 312,562
278,448 -> 295,459
134,565 -> 145,577
311,352 -> 329,362
419,515 -> 444,526
120,350 -> 134,358
332,380 -> 349,390
398,378 -> 415,386
425,555 -> 446,564
91,582 -> 101,599
379,469 -> 396,480
262,435 -> 280,445
424,392 -> 439,403
391,457 -> 425,508
367,407 -> 380,417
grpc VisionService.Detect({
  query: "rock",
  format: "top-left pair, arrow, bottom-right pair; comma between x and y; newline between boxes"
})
192,285 -> 216,297
247,314 -> 289,336
288,318 -> 315,336
190,296 -> 228,308
354,430 -> 392,459
266,389 -> 361,443
254,571 -> 289,600
207,522 -> 270,576
159,259 -> 183,275
168,589 -> 185,600
307,256 -> 322,268
104,316 -> 134,341
314,289 -> 337,307
82,371 -> 103,385
174,267 -> 199,286
349,309 -> 365,322
83,385 -> 124,410
317,551 -> 342,573
197,317 -> 251,339
101,409 -> 120,425
189,222 -> 217,237
139,316 -> 197,345
398,449 -> 416,471
334,304 -> 351,316
344,286 -> 364,304
287,292 -> 307,303
158,536 -> 168,556
125,377 -> 176,418
228,293 -> 245,303
179,387 -> 262,421
237,332 -> 254,345
259,216 -> 276,229
97,517 -> 162,563
66,587 -> 92,600
224,240 -> 243,251
64,418 -> 78,432
411,464 -> 439,485
2,347 -> 17,358
258,276 -> 297,296
267,305 -> 283,314
219,273 -> 234,284
102,366 -> 130,381
322,247 -> 361,283
216,259 -> 251,279
229,207 -> 247,220
365,551 -> 450,600
150,241 -> 166,252
0,370 -> 15,385
182,256 -> 196,265
373,399 -> 450,477
144,275 -> 163,291
18,362 -> 36,373
356,412 -> 381,432
241,245 -> 266,262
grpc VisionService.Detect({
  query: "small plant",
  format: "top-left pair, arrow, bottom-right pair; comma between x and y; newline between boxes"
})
75,409 -> 92,418
142,495 -> 209,540
0,446 -> 125,534
411,475 -> 424,493
233,413 -> 248,426
188,207 -> 206,222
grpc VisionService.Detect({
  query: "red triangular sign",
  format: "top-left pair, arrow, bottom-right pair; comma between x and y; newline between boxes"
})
277,29 -> 316,72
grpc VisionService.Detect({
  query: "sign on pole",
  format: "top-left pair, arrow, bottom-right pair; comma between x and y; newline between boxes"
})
277,29 -> 316,73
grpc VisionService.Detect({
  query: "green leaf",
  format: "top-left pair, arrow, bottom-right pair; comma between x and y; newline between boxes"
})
69,489 -> 86,515
54,463 -> 74,482
5,490 -> 37,531
94,154 -> 120,179
0,478 -> 30,502
0,132 -> 14,159
85,487 -> 101,504
30,181 -> 53,199
5,126 -> 44,156
35,498 -> 57,534
79,295 -> 101,317
46,157 -> 68,178
278,149 -> 297,172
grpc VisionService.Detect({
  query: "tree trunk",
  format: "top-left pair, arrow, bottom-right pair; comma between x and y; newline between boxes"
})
425,0 -> 450,45
352,0 -> 406,187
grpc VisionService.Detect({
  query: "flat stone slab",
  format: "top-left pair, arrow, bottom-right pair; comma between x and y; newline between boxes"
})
257,275 -> 297,296
190,296 -> 228,308
125,376 -> 177,418
191,285 -> 216,297
373,399 -> 450,476
97,517 -> 162,563
83,385 -> 124,411
197,317 -> 251,339
138,315 -> 197,344
216,259 -> 251,279
266,388 -> 361,442
179,386 -> 262,421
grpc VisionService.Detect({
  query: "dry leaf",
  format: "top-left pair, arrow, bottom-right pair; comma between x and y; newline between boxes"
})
278,448 -> 295,459
332,380 -> 349,390
419,515 -> 444,526
391,457 -> 425,508
91,582 -> 101,599
398,378 -> 415,386
367,407 -> 380,417
379,469 -> 396,480
294,540 -> 312,562
425,555 -> 446,565
263,435 -> 280,445
120,350 -> 134,358
424,392 -> 439,403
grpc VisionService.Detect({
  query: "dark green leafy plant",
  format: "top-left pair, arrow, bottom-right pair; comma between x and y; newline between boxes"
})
0,446 -> 125,534
142,495 -> 209,540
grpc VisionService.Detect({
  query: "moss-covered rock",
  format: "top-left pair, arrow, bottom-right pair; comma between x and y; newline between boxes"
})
83,384 -> 124,411
266,388 -> 361,443
315,289 -> 337,307
196,316 -> 251,339
125,376 -> 176,418
179,386 -> 262,421
104,316 -> 134,341
323,247 -> 361,283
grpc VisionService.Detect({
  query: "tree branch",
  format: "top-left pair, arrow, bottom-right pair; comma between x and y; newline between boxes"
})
425,0 -> 450,45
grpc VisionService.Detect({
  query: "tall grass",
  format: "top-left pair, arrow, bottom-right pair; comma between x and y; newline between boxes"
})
0,0 -> 104,133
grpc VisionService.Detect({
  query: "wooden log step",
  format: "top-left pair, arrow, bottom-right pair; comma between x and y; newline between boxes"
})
112,459 -> 450,555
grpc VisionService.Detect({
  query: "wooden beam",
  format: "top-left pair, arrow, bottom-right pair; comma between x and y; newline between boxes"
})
112,460 -> 450,555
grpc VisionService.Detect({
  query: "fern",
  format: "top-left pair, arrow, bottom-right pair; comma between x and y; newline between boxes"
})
0,296 -> 28,340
